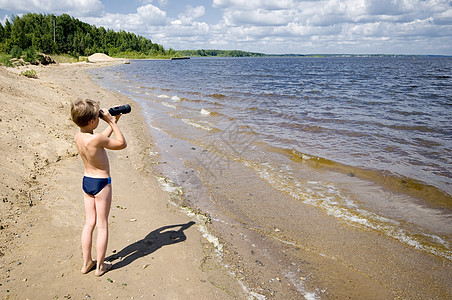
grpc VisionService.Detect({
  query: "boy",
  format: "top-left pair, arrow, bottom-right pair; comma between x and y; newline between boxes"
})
70,98 -> 127,276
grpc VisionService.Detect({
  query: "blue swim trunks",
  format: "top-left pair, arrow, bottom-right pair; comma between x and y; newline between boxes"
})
82,176 -> 111,196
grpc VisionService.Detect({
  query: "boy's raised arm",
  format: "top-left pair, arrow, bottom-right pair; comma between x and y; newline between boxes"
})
101,114 -> 121,137
98,110 -> 127,150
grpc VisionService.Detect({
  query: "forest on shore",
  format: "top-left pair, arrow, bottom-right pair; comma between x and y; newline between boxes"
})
0,12 -> 177,65
0,13 -> 265,65
177,49 -> 265,57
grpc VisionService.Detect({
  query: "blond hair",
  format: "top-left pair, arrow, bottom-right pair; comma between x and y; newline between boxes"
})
71,98 -> 99,127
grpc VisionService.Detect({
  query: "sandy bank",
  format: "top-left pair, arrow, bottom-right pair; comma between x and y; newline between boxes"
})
0,62 -> 246,298
88,53 -> 124,63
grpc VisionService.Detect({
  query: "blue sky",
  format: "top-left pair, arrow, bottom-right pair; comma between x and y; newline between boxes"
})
1,0 -> 451,55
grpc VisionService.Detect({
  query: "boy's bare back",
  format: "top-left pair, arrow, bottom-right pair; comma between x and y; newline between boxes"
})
73,106 -> 126,178
75,132 -> 111,178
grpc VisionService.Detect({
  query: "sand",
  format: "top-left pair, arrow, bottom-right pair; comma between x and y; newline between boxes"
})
0,61 -> 246,299
87,53 -> 120,62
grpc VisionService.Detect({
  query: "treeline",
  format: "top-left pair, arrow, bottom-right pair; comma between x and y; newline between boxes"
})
0,13 -> 173,58
177,49 -> 265,57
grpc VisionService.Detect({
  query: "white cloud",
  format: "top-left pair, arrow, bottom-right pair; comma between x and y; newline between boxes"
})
223,8 -> 293,26
82,3 -> 166,31
2,0 -> 449,54
0,0 -> 103,17
365,0 -> 411,15
206,0 -> 452,54
174,5 -> 205,25
83,3 -> 211,50
137,4 -> 166,23
213,0 -> 295,10
433,8 -> 452,25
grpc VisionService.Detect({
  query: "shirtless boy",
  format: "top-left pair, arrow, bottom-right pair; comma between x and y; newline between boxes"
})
70,99 -> 127,276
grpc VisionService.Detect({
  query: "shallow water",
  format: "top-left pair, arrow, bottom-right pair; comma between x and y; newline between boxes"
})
89,57 -> 452,298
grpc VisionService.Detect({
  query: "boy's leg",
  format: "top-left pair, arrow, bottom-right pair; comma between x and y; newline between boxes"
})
81,193 -> 96,273
94,184 -> 112,276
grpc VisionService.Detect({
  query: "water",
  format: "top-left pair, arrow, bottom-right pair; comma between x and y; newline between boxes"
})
89,57 -> 452,298
93,57 -> 452,196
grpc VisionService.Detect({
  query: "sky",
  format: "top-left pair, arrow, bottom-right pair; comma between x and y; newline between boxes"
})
0,0 -> 451,55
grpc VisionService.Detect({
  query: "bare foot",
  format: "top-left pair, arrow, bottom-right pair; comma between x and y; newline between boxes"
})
95,262 -> 112,277
81,260 -> 96,274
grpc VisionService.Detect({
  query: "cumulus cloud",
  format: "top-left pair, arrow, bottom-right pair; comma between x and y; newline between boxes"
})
82,3 -> 166,32
213,0 -> 295,10
173,5 -> 205,25
206,0 -> 452,54
82,3 -> 211,49
77,0 -> 452,54
137,4 -> 166,23
3,0 -> 449,54
0,0 -> 103,17
223,9 -> 294,26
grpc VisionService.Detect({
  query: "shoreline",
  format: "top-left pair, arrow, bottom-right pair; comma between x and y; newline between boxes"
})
0,62 -> 248,298
145,118 -> 452,298
93,59 -> 452,299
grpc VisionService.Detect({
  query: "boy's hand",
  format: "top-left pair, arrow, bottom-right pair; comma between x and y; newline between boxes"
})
98,109 -> 127,150
99,109 -> 114,123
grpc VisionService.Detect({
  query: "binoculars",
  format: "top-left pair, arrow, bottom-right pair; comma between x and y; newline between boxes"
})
99,104 -> 131,118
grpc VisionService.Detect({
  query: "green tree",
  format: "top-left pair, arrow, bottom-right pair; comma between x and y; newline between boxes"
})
1,12 -> 170,58
10,15 -> 28,50
0,22 -> 4,43
1,19 -> 13,52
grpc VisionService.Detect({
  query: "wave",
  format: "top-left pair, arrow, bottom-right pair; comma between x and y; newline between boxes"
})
200,109 -> 211,115
208,93 -> 226,99
171,95 -> 182,102
181,118 -> 214,131
241,159 -> 452,261
162,102 -> 177,109
182,132 -> 451,262
200,108 -> 221,116
288,149 -> 452,208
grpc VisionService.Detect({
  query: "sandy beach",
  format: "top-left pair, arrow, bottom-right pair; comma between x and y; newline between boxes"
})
0,61 -> 246,299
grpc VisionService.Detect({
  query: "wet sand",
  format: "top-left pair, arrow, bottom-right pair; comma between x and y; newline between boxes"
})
148,129 -> 452,299
0,62 -> 246,299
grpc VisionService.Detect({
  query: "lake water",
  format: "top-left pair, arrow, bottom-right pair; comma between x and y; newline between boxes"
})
89,56 -> 452,298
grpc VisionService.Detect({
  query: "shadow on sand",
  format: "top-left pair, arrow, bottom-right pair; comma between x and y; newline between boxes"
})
106,221 -> 196,271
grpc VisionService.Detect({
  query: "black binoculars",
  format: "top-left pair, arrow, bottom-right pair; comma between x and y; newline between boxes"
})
99,104 -> 131,118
